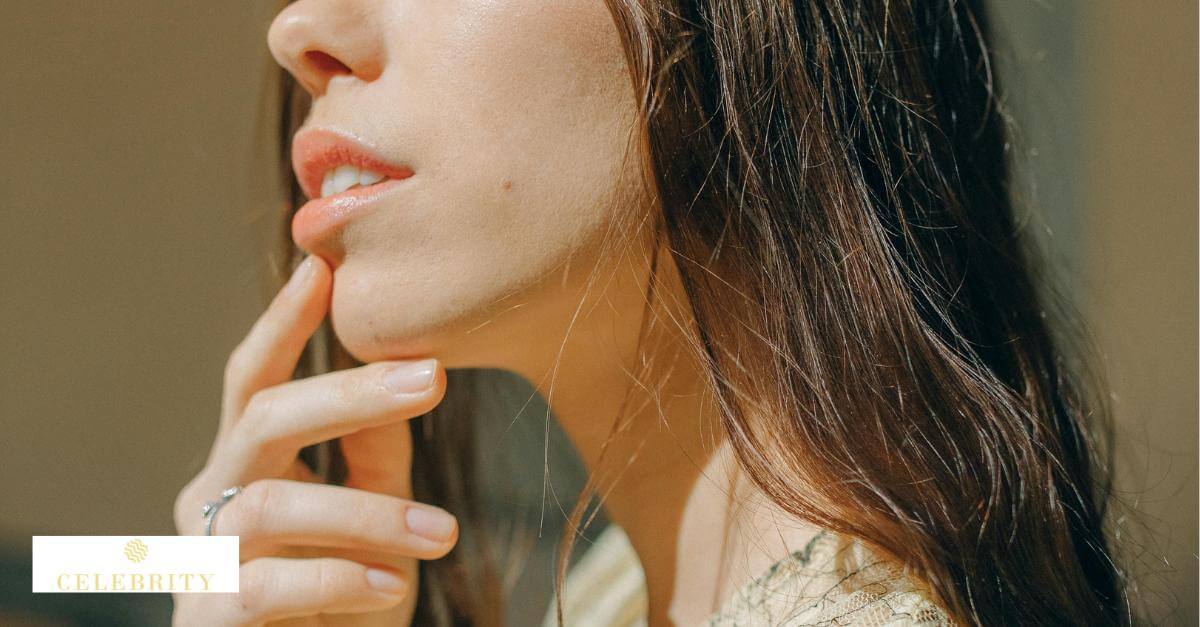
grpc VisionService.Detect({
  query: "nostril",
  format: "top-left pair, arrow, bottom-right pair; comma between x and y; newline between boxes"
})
304,50 -> 352,76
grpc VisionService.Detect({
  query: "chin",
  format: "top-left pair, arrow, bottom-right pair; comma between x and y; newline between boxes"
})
329,316 -> 438,365
325,261 -> 516,369
328,294 -> 459,367
322,262 -> 439,363
320,233 -> 595,372
330,307 -> 528,371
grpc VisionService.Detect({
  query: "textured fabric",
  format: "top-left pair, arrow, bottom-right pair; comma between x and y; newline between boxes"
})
540,525 -> 954,626
701,530 -> 955,626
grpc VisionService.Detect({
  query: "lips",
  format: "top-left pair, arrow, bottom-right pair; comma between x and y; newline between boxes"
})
289,128 -> 415,251
291,128 -> 414,201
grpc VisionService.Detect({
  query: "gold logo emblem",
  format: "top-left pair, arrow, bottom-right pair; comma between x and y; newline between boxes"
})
124,538 -> 149,563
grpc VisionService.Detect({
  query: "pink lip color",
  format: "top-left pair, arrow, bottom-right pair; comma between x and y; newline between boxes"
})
289,128 -> 414,250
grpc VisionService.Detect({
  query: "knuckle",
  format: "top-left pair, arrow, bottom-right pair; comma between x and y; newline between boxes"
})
237,563 -> 271,614
331,371 -> 362,406
239,391 -> 290,452
172,478 -> 202,534
241,388 -> 276,423
233,480 -> 277,534
172,489 -> 189,532
313,559 -> 339,595
223,342 -> 253,386
172,493 -> 190,534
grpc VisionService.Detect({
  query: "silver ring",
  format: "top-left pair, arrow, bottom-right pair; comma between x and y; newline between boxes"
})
200,485 -> 243,536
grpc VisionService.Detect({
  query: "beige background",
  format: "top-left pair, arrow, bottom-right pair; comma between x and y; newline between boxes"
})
1,1 -> 1195,624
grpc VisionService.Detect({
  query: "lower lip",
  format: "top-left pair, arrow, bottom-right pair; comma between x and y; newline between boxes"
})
291,178 -> 409,250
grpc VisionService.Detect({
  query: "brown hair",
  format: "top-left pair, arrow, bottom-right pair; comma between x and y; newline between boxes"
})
269,0 -> 1127,624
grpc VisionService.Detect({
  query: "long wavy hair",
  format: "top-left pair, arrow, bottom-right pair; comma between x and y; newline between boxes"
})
266,0 -> 1127,624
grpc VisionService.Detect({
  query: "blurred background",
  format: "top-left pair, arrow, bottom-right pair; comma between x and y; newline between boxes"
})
1,1 -> 1195,625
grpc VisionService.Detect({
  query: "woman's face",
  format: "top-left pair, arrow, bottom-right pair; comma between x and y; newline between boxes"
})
268,0 -> 647,369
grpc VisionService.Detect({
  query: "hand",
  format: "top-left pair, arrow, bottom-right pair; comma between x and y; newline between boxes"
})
172,255 -> 458,626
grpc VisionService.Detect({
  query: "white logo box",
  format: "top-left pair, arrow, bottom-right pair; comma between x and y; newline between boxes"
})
32,536 -> 239,593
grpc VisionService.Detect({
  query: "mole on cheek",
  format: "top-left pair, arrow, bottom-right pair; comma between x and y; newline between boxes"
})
502,180 -> 513,191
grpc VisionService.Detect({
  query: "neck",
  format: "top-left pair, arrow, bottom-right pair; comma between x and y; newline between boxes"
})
506,248 -> 818,625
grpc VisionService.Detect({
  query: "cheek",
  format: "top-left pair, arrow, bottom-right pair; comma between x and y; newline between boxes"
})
421,0 -> 639,233
329,0 -> 647,362
441,2 -> 641,263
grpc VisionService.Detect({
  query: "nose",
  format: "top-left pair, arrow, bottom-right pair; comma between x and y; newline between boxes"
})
268,0 -> 386,97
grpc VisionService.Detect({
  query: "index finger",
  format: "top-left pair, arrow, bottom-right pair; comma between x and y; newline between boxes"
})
222,255 -> 332,421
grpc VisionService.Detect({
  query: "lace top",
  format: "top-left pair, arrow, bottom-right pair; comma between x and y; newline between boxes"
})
540,525 -> 954,626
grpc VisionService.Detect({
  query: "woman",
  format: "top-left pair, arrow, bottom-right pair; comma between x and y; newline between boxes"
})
172,0 -> 1127,625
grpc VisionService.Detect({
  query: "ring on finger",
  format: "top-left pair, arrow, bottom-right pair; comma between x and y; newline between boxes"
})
201,485 -> 244,536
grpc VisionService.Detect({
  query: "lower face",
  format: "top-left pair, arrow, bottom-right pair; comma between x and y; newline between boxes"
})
287,0 -> 652,371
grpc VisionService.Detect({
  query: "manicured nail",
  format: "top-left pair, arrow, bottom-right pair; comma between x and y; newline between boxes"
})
365,567 -> 407,594
405,506 -> 457,543
282,256 -> 315,297
383,359 -> 437,394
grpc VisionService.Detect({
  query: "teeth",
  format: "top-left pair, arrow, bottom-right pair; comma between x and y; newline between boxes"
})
359,170 -> 385,186
319,165 -> 388,198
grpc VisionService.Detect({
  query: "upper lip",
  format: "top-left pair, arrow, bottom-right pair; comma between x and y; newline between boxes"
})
290,127 -> 414,200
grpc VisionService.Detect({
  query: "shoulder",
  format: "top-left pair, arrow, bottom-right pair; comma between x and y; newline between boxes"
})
541,525 -> 954,627
702,531 -> 956,626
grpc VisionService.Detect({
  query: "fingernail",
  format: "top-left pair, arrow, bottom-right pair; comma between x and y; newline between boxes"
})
382,359 -> 437,394
282,257 -> 315,297
365,567 -> 407,594
405,506 -> 457,543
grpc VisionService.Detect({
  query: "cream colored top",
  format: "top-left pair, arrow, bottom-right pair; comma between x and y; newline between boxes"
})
540,525 -> 954,626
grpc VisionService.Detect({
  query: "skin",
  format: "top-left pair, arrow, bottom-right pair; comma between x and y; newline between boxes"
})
174,1 -> 819,625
